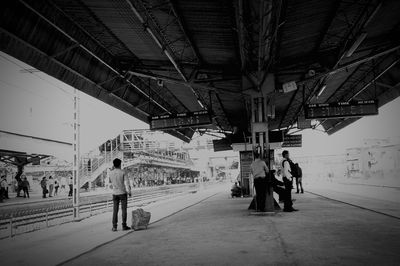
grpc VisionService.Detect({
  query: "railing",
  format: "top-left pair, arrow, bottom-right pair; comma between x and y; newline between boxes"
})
79,146 -> 120,186
0,183 -> 199,239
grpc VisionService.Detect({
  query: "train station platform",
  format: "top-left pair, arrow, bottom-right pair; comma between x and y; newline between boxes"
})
1,183 -> 399,266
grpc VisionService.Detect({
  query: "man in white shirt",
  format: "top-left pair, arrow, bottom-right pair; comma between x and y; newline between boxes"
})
282,150 -> 298,212
109,158 -> 131,231
250,152 -> 269,212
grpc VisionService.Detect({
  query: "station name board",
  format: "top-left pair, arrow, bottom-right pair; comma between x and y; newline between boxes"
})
282,134 -> 302,148
150,111 -> 212,130
304,100 -> 378,119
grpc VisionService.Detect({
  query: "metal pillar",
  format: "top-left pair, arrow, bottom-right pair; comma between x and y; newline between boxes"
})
72,89 -> 80,220
251,96 -> 274,212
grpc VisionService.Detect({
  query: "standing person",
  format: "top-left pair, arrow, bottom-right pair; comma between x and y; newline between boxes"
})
0,175 -> 7,202
40,177 -> 47,198
60,176 -> 67,192
87,159 -> 91,172
48,176 -> 54,197
21,176 -> 30,198
250,152 -> 269,212
295,163 -> 304,194
68,176 -> 73,197
3,175 -> 9,199
16,178 -> 23,197
281,150 -> 298,212
54,180 -> 60,196
109,158 -> 131,231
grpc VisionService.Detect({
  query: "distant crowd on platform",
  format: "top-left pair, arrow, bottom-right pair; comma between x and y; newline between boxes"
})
0,174 -> 31,202
0,173 -> 75,203
104,167 -> 200,191
39,175 -> 74,198
1,167 -> 199,202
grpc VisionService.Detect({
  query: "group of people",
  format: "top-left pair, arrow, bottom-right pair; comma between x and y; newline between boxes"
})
40,176 -> 74,198
0,175 -> 31,202
250,150 -> 304,212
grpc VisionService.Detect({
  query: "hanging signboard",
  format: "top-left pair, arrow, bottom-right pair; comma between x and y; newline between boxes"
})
282,134 -> 302,148
297,118 -> 312,129
150,111 -> 212,130
282,81 -> 297,93
304,100 -> 378,119
213,138 -> 232,152
240,151 -> 253,180
239,150 -> 253,196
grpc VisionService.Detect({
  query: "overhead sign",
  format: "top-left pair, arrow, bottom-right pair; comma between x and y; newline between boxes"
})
150,111 -> 212,130
282,81 -> 297,93
297,118 -> 312,129
304,100 -> 378,119
282,134 -> 302,148
268,130 -> 284,143
213,138 -> 232,152
240,151 -> 253,180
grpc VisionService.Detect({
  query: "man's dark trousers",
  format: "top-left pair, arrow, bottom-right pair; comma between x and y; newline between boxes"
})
254,178 -> 267,211
283,179 -> 293,210
113,193 -> 128,228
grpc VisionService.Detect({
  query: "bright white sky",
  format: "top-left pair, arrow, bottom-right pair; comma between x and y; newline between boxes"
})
0,52 -> 399,159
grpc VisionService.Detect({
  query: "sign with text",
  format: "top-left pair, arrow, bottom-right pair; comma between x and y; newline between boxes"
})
297,118 -> 312,129
240,151 -> 253,180
282,81 -> 297,93
239,150 -> 254,196
150,111 -> 212,130
282,134 -> 302,148
304,100 -> 378,119
213,138 -> 232,152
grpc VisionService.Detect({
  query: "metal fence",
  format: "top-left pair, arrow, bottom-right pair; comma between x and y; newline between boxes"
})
0,183 -> 198,239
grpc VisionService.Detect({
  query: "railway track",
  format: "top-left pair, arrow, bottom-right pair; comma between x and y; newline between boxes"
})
0,183 -> 199,239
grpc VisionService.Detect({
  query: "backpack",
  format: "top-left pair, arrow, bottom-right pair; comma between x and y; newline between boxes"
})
282,159 -> 301,178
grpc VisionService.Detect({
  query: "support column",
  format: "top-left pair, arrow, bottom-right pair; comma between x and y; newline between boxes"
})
251,95 -> 274,212
72,89 -> 80,220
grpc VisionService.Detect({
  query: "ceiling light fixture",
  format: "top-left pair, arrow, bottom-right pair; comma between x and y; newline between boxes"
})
346,32 -> 368,57
317,85 -> 327,97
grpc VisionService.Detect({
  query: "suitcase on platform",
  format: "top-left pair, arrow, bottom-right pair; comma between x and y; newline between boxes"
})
131,208 -> 151,230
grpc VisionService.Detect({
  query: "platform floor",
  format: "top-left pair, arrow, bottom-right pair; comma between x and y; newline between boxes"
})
64,190 -> 400,266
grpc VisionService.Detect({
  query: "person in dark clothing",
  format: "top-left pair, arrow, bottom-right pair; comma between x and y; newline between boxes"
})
16,179 -> 23,197
21,176 -> 30,198
0,175 -> 7,202
270,170 -> 285,203
40,177 -> 47,198
54,180 -> 59,196
231,182 -> 242,197
294,163 -> 304,193
68,177 -> 73,197
282,150 -> 298,212
250,152 -> 269,212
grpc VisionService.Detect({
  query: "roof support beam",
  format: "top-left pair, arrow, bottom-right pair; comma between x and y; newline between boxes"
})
288,0 -> 383,106
297,44 -> 400,87
235,0 -> 247,71
17,0 -> 171,115
127,70 -> 243,95
125,0 -> 205,110
313,0 -> 342,53
168,0 -> 202,64
342,57 -> 400,101
0,27 -> 151,119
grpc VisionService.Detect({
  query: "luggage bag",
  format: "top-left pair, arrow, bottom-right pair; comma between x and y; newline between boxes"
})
131,208 -> 151,230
